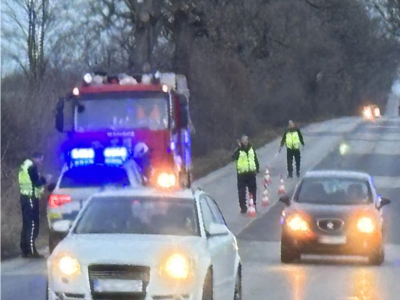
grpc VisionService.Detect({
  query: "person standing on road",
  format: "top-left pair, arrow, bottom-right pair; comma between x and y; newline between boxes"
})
18,152 -> 49,258
232,135 -> 260,214
279,120 -> 305,178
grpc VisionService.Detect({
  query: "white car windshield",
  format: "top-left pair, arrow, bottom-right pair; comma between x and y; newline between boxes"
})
73,197 -> 199,236
295,177 -> 372,205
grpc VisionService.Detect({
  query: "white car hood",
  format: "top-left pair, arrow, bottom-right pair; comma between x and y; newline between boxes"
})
52,234 -> 207,267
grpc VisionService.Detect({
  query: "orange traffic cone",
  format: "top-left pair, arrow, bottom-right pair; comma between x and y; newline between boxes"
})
247,193 -> 257,218
264,167 -> 271,185
278,174 -> 286,195
262,189 -> 270,207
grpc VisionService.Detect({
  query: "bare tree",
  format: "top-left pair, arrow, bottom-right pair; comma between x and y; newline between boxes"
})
2,0 -> 52,80
87,0 -> 197,71
365,0 -> 400,36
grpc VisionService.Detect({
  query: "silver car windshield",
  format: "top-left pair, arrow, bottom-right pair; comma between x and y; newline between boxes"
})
295,177 -> 372,205
73,197 -> 199,236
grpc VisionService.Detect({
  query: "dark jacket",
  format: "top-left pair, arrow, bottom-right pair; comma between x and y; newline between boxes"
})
232,144 -> 260,174
28,164 -> 46,198
280,128 -> 305,148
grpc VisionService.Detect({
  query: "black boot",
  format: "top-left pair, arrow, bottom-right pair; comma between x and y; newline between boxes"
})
29,252 -> 44,259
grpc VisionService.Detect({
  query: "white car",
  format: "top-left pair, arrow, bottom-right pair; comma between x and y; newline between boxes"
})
47,188 -> 242,300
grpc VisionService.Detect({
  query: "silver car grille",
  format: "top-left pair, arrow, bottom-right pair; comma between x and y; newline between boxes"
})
317,218 -> 344,232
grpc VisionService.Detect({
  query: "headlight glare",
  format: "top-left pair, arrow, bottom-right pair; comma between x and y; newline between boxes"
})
287,214 -> 309,231
58,256 -> 81,276
157,172 -> 176,189
164,253 -> 189,279
357,217 -> 375,233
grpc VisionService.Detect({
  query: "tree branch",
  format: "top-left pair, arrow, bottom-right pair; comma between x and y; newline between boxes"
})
304,0 -> 332,9
3,2 -> 29,38
1,141 -> 10,162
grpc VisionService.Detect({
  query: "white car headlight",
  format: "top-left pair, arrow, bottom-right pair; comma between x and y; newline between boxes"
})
160,253 -> 194,280
57,255 -> 81,276
164,253 -> 189,279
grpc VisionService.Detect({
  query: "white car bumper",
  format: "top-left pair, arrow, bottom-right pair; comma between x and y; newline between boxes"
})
48,291 -> 202,300
48,268 -> 206,300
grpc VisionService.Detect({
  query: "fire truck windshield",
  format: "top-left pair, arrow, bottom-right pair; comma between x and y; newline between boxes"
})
75,92 -> 168,132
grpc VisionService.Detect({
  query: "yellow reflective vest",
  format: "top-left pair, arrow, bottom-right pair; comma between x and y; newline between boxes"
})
285,131 -> 301,149
18,159 -> 44,198
235,148 -> 257,174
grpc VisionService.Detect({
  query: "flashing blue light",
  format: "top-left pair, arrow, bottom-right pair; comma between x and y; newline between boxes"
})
105,158 -> 124,165
170,141 -> 175,151
73,159 -> 94,166
104,147 -> 128,159
71,148 -> 95,159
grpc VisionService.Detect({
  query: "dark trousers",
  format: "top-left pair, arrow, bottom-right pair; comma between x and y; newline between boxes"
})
20,195 -> 40,255
287,148 -> 301,176
135,154 -> 151,180
237,173 -> 257,211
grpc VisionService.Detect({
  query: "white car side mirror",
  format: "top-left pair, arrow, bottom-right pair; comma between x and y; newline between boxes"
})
208,223 -> 229,237
53,220 -> 72,233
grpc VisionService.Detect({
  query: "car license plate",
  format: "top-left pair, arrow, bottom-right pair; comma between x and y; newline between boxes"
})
93,279 -> 142,293
318,235 -> 346,245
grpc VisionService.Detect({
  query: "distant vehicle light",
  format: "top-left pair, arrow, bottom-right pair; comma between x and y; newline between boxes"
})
71,148 -> 95,159
339,142 -> 350,156
357,217 -> 375,233
72,87 -> 79,96
363,106 -> 372,118
49,194 -> 72,209
162,84 -> 169,93
157,172 -> 176,189
83,73 -> 92,84
286,214 -> 309,231
104,147 -> 128,159
374,107 -> 380,117
58,256 -> 81,276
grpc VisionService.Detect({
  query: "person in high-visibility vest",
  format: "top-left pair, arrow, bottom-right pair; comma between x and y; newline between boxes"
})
279,120 -> 305,178
18,152 -> 48,258
232,135 -> 260,214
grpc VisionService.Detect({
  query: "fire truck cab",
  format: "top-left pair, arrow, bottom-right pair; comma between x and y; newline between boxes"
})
54,71 -> 193,189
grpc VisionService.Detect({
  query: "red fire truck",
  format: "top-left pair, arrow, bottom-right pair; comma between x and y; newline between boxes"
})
55,71 -> 193,188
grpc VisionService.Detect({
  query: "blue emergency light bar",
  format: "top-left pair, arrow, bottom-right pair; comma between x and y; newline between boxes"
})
69,147 -> 129,166
104,147 -> 128,165
104,147 -> 128,159
71,148 -> 95,159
